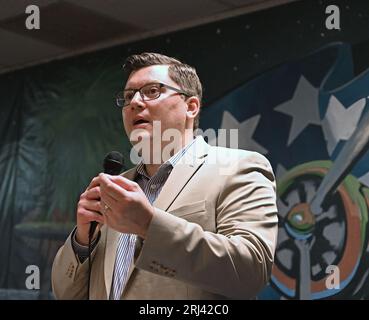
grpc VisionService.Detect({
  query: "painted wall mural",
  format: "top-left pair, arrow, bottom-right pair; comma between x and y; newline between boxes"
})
201,42 -> 369,299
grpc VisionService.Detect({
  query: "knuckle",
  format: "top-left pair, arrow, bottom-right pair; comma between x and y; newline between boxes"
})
79,198 -> 87,207
77,201 -> 84,211
106,183 -> 115,193
77,208 -> 87,219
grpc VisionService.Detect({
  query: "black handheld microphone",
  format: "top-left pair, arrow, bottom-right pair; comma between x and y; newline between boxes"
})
89,151 -> 125,238
87,151 -> 124,299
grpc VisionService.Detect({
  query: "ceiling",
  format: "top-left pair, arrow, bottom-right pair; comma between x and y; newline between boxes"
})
0,0 -> 296,74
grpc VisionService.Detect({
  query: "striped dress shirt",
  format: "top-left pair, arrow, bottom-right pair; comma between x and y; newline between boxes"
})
111,138 -> 196,300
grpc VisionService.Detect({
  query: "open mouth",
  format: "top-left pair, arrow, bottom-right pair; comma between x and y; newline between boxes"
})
133,119 -> 150,126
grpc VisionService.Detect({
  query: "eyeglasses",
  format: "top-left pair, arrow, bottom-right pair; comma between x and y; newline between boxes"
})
116,82 -> 191,107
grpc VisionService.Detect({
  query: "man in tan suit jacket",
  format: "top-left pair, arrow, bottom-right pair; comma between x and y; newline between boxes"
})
52,53 -> 278,300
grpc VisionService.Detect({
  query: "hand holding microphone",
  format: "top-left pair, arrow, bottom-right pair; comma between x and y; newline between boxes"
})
75,152 -> 124,246
73,151 -> 153,299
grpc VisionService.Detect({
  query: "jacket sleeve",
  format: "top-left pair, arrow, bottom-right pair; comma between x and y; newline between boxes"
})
135,152 -> 279,299
51,227 -> 100,300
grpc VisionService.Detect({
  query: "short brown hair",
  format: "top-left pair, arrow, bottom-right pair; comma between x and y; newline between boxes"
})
123,52 -> 202,130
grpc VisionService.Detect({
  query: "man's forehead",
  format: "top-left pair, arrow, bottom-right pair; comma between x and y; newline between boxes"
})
125,65 -> 170,88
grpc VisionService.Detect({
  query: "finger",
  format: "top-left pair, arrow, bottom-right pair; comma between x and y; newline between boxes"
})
99,173 -> 129,200
81,199 -> 101,213
101,173 -> 138,191
100,191 -> 119,212
86,175 -> 102,191
79,209 -> 105,224
85,186 -> 100,200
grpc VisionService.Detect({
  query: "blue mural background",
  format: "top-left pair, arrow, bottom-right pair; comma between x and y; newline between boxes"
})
201,42 -> 369,299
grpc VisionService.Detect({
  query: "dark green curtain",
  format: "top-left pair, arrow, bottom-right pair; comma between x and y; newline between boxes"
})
0,72 -> 24,287
0,53 -> 132,292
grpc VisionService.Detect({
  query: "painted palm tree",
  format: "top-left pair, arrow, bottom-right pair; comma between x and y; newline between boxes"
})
34,54 -> 132,223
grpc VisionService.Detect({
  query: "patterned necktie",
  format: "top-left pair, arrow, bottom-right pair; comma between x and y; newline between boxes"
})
111,233 -> 137,300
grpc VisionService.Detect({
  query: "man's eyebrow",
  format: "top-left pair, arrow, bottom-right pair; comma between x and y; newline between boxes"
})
124,80 -> 161,91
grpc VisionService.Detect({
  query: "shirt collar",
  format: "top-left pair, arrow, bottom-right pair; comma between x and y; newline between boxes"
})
136,137 -> 198,179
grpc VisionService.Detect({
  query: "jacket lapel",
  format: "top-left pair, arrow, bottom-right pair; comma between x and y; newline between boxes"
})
153,136 -> 209,211
103,227 -> 119,298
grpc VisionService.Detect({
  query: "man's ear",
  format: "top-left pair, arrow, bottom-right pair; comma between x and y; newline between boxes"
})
185,96 -> 200,119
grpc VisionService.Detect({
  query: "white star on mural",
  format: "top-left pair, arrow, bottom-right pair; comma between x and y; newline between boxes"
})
321,96 -> 366,155
209,111 -> 268,154
275,76 -> 321,146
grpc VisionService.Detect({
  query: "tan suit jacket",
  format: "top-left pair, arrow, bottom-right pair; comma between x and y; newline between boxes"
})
51,136 -> 278,299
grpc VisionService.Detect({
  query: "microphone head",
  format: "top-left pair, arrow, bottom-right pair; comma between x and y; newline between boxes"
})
103,151 -> 124,175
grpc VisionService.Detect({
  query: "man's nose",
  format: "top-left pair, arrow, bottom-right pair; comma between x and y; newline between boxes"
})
127,93 -> 145,112
130,91 -> 145,107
